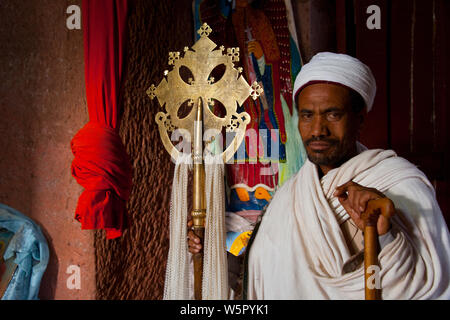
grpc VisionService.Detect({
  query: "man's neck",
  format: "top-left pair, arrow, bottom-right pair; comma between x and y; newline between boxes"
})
318,165 -> 334,178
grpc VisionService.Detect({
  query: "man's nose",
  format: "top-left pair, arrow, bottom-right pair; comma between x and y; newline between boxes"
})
311,116 -> 329,137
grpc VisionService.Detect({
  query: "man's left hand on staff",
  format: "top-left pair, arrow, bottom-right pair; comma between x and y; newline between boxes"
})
334,181 -> 392,235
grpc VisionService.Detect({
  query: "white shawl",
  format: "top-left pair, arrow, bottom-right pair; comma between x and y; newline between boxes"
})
247,149 -> 450,299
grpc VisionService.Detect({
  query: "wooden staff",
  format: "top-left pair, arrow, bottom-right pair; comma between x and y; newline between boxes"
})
361,197 -> 395,300
191,98 -> 206,300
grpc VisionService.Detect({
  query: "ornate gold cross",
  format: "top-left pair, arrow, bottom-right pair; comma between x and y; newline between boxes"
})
147,23 -> 262,300
147,23 -> 261,162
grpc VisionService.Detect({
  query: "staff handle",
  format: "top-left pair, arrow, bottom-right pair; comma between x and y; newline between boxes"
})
362,197 -> 395,300
192,98 -> 206,300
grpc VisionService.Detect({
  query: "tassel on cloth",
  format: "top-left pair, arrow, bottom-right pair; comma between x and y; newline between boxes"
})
163,153 -> 192,300
202,154 -> 228,300
163,153 -> 228,300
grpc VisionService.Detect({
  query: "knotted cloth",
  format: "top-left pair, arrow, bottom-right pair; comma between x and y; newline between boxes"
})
71,122 -> 133,239
70,0 -> 131,239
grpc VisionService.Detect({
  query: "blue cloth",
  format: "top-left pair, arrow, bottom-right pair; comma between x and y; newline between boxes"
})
0,203 -> 49,300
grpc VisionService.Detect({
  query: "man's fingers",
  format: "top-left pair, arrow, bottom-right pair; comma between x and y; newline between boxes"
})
187,220 -> 202,253
334,189 -> 347,198
338,190 -> 361,217
188,239 -> 202,251
346,206 -> 361,221
338,196 -> 364,229
189,246 -> 201,254
358,192 -> 373,213
334,186 -> 348,198
350,189 -> 363,213
187,230 -> 200,244
335,181 -> 388,232
335,181 -> 367,212
188,230 -> 202,253
337,196 -> 352,215
334,180 -> 357,197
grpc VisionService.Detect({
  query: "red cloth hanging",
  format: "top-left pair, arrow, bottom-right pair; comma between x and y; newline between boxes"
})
71,0 -> 132,239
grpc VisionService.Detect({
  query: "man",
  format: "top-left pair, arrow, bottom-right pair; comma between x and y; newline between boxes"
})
189,52 -> 450,299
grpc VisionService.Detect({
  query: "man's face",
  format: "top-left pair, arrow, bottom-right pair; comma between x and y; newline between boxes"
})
297,83 -> 364,172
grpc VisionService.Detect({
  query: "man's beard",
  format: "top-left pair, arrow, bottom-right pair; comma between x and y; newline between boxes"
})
304,136 -> 355,168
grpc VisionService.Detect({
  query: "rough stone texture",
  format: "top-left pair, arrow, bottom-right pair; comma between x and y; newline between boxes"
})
94,0 -> 194,300
0,0 -> 96,299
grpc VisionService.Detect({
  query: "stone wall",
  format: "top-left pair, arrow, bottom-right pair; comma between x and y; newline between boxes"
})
0,0 -> 95,299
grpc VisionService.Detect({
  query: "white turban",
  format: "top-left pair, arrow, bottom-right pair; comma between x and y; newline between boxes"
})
293,52 -> 377,112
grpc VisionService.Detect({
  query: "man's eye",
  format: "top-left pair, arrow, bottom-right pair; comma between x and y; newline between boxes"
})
326,112 -> 342,121
300,113 -> 313,121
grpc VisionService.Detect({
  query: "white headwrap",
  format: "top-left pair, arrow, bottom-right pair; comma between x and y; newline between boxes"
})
293,52 -> 377,112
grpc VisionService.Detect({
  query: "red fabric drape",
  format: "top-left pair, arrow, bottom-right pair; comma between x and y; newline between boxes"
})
71,0 -> 132,239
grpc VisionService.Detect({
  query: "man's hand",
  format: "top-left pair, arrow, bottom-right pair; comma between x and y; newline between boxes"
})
334,181 -> 391,235
187,219 -> 202,254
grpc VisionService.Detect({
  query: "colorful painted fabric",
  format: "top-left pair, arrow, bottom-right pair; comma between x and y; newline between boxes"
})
193,0 -> 305,190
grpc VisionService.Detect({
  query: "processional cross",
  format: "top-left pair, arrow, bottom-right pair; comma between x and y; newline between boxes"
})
147,23 -> 262,300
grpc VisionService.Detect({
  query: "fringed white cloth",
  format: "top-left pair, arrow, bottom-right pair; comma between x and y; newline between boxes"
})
164,154 -> 228,300
163,154 -> 191,300
293,52 -> 377,112
247,149 -> 450,299
202,154 -> 228,299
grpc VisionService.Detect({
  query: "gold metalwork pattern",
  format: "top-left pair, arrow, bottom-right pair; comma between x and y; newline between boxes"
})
147,23 -> 261,162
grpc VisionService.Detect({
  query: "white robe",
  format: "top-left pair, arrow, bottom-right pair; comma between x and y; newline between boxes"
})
247,149 -> 450,299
